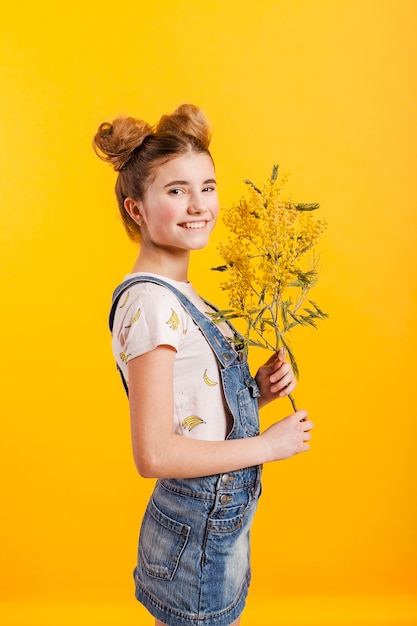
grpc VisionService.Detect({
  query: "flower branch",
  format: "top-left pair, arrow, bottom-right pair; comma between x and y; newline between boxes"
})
211,165 -> 328,411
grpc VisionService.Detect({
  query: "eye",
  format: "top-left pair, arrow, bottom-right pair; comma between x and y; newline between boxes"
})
169,188 -> 184,195
203,185 -> 216,192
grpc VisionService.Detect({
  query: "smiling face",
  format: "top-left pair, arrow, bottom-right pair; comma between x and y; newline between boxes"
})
135,152 -> 219,256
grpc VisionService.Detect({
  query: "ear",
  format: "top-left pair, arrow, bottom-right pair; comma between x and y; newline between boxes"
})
124,198 -> 144,225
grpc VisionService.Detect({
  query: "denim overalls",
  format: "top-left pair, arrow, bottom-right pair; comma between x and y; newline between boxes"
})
109,276 -> 262,626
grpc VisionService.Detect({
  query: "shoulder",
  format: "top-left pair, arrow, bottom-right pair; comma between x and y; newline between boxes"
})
118,281 -> 185,314
112,281 -> 191,340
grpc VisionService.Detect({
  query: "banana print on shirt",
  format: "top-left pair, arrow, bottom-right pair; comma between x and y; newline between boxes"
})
125,309 -> 141,329
203,369 -> 218,387
166,308 -> 180,330
180,370 -> 218,431
119,291 -> 130,308
182,415 -> 206,431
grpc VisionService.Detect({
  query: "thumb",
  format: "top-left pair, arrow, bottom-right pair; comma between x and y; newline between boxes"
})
263,351 -> 280,367
277,346 -> 286,361
263,347 -> 286,369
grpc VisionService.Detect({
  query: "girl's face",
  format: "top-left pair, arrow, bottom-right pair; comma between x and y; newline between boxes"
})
137,152 -> 219,254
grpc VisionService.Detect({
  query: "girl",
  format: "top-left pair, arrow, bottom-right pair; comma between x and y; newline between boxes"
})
93,104 -> 313,626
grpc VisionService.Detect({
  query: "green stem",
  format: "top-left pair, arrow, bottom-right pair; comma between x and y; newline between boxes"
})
248,323 -> 277,353
288,393 -> 297,412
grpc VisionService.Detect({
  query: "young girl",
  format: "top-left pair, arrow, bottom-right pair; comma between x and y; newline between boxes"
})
93,104 -> 313,626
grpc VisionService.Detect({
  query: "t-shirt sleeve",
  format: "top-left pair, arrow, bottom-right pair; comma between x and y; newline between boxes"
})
114,284 -> 187,363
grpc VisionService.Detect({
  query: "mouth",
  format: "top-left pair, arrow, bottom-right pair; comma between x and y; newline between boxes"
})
179,221 -> 208,229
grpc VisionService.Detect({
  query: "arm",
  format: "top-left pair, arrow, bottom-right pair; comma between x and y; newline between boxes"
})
127,345 -> 312,479
255,348 -> 296,410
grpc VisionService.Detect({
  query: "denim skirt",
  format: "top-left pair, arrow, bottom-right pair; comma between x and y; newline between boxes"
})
133,466 -> 262,626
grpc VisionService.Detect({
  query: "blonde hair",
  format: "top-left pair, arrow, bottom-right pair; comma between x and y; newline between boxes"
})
92,104 -> 213,242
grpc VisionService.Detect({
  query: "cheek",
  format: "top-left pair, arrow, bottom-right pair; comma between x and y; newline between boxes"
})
211,201 -> 220,219
145,202 -> 178,225
164,207 -> 180,220
208,193 -> 220,216
156,199 -> 179,221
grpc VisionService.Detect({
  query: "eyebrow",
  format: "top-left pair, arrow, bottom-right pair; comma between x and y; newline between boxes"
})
163,178 -> 217,188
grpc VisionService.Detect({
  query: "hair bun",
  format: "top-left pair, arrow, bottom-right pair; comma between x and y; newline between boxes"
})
92,117 -> 153,171
156,104 -> 211,149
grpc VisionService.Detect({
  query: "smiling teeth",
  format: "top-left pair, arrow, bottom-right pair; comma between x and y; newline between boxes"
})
182,221 -> 206,229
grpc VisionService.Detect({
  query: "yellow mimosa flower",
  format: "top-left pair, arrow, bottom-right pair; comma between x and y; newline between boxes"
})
212,165 -> 328,409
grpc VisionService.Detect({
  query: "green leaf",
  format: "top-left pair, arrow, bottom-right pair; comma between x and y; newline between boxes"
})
253,305 -> 271,327
247,338 -> 271,350
308,300 -> 329,318
244,179 -> 262,194
262,319 -> 278,329
294,269 -> 317,287
281,301 -> 289,328
280,335 -> 299,379
300,314 -> 318,329
271,164 -> 279,182
288,310 -> 304,324
211,264 -> 230,272
295,203 -> 320,211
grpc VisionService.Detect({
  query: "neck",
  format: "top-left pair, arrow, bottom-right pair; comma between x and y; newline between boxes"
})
131,247 -> 190,283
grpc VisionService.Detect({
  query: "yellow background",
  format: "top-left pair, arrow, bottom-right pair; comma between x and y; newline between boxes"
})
1,1 -> 416,624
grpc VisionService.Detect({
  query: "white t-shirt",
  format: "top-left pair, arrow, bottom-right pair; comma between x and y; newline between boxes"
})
111,273 -> 233,441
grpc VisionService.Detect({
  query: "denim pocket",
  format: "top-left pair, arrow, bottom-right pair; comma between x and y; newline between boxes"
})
237,387 -> 260,436
207,493 -> 258,535
139,497 -> 191,581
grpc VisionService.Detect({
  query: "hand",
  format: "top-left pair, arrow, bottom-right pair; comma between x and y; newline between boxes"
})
255,348 -> 296,408
261,410 -> 313,461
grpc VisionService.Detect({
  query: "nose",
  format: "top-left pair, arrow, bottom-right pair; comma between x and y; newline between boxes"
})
188,191 -> 207,214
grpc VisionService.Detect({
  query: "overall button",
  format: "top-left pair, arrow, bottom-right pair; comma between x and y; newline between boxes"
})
221,473 -> 234,484
220,494 -> 232,504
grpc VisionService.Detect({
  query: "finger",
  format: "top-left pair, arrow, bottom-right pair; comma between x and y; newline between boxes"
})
278,380 -> 296,397
294,409 -> 308,421
271,369 -> 290,387
276,380 -> 294,396
272,369 -> 294,391
275,369 -> 293,386
270,361 -> 291,382
263,351 -> 280,367
271,377 -> 290,394
266,348 -> 286,371
302,420 -> 314,431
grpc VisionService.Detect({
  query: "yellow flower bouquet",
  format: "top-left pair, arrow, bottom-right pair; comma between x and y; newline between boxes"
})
212,165 -> 328,411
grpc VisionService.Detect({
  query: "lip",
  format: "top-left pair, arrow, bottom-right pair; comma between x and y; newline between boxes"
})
178,221 -> 208,229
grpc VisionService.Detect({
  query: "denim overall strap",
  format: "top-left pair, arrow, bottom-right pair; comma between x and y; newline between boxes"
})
109,275 -> 239,368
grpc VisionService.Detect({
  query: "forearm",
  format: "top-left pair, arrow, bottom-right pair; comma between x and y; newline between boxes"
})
133,431 -> 268,479
127,347 -> 307,479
